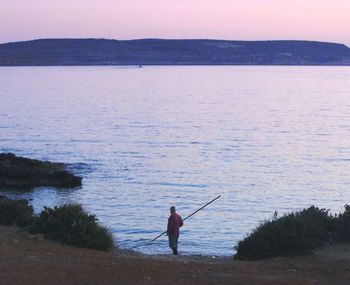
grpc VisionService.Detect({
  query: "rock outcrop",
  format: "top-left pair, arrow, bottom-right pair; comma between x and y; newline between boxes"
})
0,153 -> 82,188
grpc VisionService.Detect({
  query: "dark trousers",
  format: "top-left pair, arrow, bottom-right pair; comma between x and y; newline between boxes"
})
168,233 -> 179,255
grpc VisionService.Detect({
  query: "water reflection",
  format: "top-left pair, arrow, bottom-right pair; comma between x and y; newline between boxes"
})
1,66 -> 350,255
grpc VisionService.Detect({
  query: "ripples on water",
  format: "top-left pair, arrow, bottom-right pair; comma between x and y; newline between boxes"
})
1,66 -> 350,255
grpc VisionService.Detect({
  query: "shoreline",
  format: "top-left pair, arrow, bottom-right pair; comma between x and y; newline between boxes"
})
118,250 -> 233,263
1,225 -> 350,284
117,245 -> 233,261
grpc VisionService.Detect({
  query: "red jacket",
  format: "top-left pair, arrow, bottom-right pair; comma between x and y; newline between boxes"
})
167,213 -> 183,236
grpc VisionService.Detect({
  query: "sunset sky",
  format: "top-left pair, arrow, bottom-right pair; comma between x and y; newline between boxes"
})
1,0 -> 349,46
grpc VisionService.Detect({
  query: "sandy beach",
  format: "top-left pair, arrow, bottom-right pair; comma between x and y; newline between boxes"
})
1,225 -> 350,285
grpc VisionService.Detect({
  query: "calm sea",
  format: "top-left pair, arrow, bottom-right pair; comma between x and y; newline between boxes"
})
1,66 -> 350,255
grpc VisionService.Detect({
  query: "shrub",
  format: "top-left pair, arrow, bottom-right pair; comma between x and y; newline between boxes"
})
30,204 -> 114,251
0,196 -> 34,227
234,206 -> 334,260
335,204 -> 350,242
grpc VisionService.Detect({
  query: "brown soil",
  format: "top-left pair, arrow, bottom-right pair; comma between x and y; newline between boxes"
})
1,225 -> 350,285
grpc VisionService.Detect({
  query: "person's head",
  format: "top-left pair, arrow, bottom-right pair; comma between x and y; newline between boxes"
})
170,206 -> 176,214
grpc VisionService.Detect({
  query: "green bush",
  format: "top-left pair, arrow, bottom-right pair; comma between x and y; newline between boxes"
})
30,204 -> 114,251
335,205 -> 350,242
0,196 -> 34,227
234,206 -> 335,260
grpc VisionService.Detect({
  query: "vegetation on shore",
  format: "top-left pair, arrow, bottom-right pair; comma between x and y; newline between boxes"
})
234,205 -> 350,260
0,196 -> 113,251
0,196 -> 34,227
2,193 -> 350,259
30,204 -> 114,251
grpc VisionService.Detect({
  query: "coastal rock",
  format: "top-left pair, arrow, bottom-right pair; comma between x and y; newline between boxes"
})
0,153 -> 82,188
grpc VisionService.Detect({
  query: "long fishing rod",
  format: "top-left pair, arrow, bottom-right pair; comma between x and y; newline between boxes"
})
131,195 -> 221,249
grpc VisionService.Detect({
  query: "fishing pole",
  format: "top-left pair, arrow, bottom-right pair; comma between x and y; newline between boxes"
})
131,195 -> 221,249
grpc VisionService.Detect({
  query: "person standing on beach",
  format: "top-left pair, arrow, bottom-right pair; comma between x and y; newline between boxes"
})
167,206 -> 183,255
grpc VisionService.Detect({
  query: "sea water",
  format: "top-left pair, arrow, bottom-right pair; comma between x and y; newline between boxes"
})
1,66 -> 350,255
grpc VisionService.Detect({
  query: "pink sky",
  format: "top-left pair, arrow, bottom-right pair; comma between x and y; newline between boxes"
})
1,0 -> 350,46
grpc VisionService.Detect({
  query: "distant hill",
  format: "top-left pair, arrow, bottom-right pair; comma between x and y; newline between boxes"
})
1,38 -> 350,66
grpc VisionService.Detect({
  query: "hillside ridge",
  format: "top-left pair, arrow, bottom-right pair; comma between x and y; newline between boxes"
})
1,38 -> 350,65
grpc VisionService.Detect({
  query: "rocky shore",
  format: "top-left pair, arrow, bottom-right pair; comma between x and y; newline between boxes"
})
1,153 -> 350,284
1,225 -> 350,285
0,153 -> 82,188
